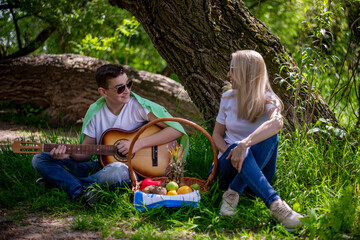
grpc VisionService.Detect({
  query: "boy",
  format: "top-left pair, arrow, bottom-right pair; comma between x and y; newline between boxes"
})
32,64 -> 186,206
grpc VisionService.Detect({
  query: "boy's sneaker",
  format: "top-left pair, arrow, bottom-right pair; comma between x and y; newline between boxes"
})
220,188 -> 239,216
82,185 -> 102,207
35,177 -> 54,189
270,200 -> 303,231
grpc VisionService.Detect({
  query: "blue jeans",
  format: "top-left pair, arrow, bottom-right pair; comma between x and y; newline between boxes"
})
209,135 -> 280,207
32,153 -> 133,199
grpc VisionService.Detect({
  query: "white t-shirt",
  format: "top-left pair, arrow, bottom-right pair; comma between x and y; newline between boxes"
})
216,89 -> 279,148
83,97 -> 150,144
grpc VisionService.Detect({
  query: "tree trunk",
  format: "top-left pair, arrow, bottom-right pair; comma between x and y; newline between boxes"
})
109,0 -> 337,130
0,54 -> 201,127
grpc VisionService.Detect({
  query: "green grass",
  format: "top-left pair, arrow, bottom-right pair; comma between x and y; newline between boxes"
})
1,124 -> 360,239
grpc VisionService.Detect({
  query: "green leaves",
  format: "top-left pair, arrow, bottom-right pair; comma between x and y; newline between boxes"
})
117,17 -> 140,37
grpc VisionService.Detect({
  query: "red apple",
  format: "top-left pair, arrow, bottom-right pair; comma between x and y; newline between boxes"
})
140,178 -> 161,191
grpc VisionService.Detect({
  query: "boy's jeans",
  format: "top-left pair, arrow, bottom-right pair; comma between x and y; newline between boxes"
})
209,134 -> 280,207
32,153 -> 132,199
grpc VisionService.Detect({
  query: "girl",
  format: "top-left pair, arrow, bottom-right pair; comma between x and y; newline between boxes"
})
211,50 -> 303,231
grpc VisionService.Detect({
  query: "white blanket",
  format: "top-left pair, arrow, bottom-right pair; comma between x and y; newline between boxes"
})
134,190 -> 201,211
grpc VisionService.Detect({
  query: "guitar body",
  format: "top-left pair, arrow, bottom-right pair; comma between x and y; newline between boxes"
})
99,125 -> 172,178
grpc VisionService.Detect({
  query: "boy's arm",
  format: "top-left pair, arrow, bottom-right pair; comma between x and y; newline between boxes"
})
116,112 -> 183,155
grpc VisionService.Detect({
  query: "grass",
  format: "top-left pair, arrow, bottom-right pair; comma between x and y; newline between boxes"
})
1,122 -> 360,239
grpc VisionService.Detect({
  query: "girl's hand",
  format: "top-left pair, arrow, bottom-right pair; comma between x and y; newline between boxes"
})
50,145 -> 70,159
226,142 -> 247,172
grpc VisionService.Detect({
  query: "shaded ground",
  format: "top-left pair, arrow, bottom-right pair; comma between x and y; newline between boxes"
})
0,122 -> 112,240
0,121 -> 79,145
0,207 -> 102,240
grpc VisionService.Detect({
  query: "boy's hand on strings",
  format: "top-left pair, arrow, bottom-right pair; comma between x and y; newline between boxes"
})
50,145 -> 70,159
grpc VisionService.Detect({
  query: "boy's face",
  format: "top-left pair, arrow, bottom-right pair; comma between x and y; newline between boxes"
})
101,73 -> 131,105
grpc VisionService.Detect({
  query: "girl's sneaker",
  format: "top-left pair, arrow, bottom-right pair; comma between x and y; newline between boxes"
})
270,200 -> 303,231
220,188 -> 239,216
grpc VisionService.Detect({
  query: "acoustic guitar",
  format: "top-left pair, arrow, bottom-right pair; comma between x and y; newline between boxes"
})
11,125 -> 172,178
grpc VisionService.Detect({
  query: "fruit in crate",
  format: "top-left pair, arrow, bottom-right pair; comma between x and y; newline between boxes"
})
190,183 -> 200,191
142,185 -> 167,195
140,178 -> 161,191
166,181 -> 179,191
177,186 -> 193,194
167,190 -> 178,195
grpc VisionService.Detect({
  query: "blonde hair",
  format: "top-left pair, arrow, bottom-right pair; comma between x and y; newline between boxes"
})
227,50 -> 283,122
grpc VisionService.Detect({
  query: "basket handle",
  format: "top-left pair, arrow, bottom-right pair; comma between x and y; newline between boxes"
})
127,117 -> 218,191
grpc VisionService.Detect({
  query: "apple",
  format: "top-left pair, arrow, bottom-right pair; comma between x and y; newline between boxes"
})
190,183 -> 200,191
166,181 -> 179,191
140,178 -> 161,191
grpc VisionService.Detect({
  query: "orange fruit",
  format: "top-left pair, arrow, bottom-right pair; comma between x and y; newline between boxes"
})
167,190 -> 178,195
177,186 -> 193,194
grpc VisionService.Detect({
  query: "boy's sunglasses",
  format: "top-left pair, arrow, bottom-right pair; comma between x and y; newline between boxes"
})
106,80 -> 133,94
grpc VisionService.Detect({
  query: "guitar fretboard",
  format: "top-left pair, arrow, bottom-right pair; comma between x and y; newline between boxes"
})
44,143 -> 117,155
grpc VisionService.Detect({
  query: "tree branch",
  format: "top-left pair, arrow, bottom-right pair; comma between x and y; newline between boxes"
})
10,7 -> 22,50
1,25 -> 57,60
0,4 -> 19,10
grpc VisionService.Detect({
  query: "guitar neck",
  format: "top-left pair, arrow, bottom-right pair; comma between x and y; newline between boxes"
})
43,143 -> 116,155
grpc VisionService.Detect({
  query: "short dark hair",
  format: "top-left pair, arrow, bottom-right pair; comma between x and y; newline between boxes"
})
95,64 -> 125,88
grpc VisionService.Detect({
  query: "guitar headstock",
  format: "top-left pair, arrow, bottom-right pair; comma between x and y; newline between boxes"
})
11,141 -> 42,154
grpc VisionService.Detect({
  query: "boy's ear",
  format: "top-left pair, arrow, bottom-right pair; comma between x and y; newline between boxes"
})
98,87 -> 107,97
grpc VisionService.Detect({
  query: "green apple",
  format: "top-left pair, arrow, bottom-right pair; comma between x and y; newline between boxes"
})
166,181 -> 179,191
190,183 -> 200,191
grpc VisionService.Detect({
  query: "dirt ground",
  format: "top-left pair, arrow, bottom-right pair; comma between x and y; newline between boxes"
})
0,122 -> 114,240
0,207 -> 102,240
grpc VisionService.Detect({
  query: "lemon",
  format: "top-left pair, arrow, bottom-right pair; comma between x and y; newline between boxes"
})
167,190 -> 178,195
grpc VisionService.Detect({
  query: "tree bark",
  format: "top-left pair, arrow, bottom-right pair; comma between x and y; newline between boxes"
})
109,0 -> 337,130
0,54 -> 201,127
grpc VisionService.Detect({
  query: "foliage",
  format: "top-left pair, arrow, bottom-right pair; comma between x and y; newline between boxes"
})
0,101 -> 51,128
0,0 -> 88,57
0,0 -> 166,73
66,1 -> 166,73
245,0 -> 360,128
2,0 -> 359,127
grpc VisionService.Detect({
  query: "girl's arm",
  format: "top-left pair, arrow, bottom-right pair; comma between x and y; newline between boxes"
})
228,108 -> 283,172
238,108 -> 283,149
212,121 -> 228,154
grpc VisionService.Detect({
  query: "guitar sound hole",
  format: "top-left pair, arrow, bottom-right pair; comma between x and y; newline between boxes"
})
113,139 -> 135,162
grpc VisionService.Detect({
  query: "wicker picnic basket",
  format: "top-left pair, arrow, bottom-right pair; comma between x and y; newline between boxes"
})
127,117 -> 218,193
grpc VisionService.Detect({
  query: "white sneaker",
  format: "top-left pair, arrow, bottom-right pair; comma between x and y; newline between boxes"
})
270,200 -> 303,231
220,188 -> 239,216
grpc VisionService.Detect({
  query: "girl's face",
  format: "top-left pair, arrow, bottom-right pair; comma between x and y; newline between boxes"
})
228,65 -> 237,89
